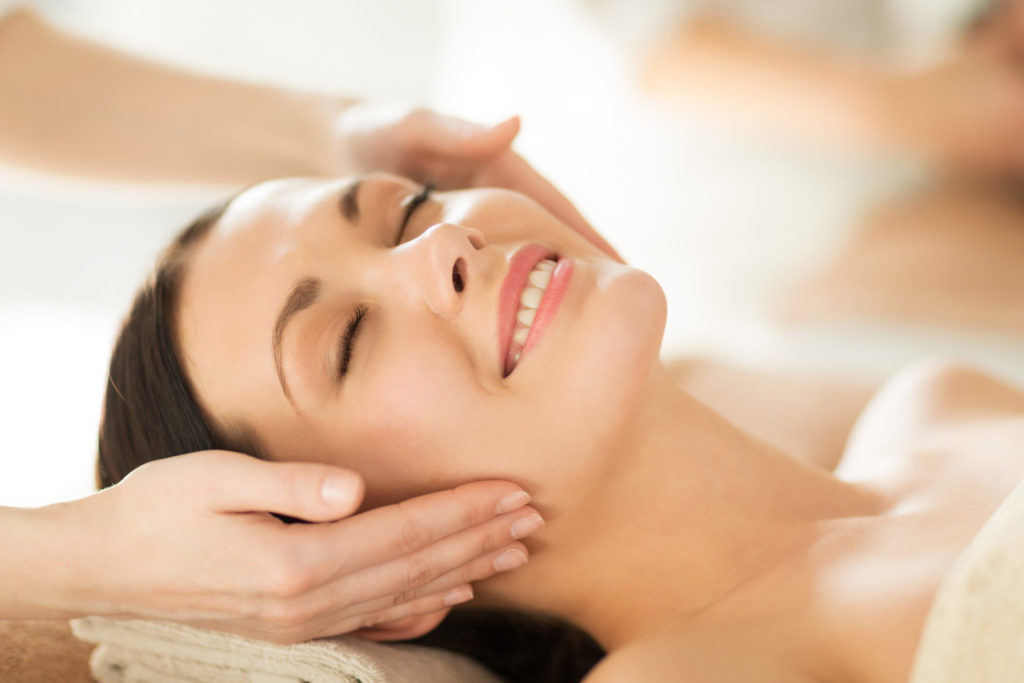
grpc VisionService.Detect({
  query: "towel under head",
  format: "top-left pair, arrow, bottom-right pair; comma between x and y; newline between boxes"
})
71,616 -> 499,683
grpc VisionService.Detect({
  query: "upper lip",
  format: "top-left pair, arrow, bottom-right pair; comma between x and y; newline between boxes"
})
497,243 -> 556,377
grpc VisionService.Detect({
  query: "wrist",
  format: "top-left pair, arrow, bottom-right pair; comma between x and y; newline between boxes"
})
0,503 -> 88,619
328,99 -> 389,178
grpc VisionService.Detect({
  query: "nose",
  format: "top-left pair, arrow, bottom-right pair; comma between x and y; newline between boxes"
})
405,222 -> 485,319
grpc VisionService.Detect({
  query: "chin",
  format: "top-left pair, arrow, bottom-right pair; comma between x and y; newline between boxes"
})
596,265 -> 667,391
534,263 -> 666,455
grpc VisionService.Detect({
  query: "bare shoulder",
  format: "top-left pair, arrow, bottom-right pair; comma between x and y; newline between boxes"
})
846,359 -> 1024,450
872,358 -> 1024,419
839,357 -> 1024,487
584,625 -> 819,683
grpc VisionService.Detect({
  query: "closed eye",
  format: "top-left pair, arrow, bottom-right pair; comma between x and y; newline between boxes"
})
336,304 -> 368,382
395,182 -> 434,245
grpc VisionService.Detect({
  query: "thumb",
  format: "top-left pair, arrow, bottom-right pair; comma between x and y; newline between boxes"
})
421,114 -> 520,159
198,452 -> 365,522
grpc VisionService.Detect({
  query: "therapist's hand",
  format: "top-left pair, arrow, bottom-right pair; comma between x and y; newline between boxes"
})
331,104 -> 622,261
49,451 -> 540,643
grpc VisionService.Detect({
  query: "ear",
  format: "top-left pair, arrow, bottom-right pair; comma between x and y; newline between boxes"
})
352,608 -> 451,642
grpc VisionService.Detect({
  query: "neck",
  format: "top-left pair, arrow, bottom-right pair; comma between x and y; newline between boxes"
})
474,364 -> 884,650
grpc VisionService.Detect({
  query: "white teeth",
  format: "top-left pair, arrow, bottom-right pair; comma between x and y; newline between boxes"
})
528,268 -> 552,289
506,258 -> 558,375
520,286 -> 543,309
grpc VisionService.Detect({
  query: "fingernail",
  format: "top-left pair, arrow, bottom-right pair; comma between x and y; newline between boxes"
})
442,586 -> 474,606
495,490 -> 531,515
510,513 -> 545,540
493,548 -> 528,573
321,475 -> 357,507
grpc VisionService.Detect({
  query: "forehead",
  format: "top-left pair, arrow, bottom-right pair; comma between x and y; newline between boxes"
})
212,178 -> 343,250
185,177 -> 347,314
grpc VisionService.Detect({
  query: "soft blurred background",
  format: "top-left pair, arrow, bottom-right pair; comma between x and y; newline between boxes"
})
3,0 -> 1022,506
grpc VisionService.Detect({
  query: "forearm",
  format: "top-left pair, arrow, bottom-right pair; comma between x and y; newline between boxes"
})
0,503 -> 86,620
0,9 -> 346,184
640,15 -> 902,151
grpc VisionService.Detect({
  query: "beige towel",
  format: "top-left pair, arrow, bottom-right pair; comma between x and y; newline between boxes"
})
70,617 -> 500,683
910,481 -> 1024,683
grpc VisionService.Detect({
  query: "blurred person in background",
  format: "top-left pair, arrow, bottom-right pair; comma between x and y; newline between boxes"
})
592,0 -> 1024,173
586,0 -> 1024,341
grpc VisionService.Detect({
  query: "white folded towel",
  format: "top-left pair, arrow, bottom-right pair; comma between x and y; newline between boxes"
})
70,616 -> 499,683
910,481 -> 1024,683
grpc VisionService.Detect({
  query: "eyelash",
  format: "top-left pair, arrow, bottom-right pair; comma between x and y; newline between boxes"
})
336,304 -> 368,381
396,182 -> 434,245
335,182 -> 433,383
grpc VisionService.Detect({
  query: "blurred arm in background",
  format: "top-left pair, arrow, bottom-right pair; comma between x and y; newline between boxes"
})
0,7 -> 619,255
0,7 -> 343,184
640,6 -> 1024,174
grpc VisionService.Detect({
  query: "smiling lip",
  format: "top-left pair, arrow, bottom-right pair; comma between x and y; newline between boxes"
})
497,244 -> 555,377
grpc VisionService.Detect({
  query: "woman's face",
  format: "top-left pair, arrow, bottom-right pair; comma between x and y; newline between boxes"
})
177,174 -> 666,507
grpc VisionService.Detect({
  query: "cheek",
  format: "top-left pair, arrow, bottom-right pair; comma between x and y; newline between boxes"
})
344,344 -> 488,505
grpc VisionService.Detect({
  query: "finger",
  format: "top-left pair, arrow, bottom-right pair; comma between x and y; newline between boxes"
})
351,609 -> 453,642
419,114 -> 520,160
303,505 -> 539,611
329,540 -> 529,620
197,452 -> 365,521
290,481 -> 531,576
484,153 -> 624,262
350,597 -> 457,641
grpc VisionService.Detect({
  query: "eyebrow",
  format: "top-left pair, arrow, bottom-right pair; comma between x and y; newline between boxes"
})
272,277 -> 322,402
340,178 -> 362,224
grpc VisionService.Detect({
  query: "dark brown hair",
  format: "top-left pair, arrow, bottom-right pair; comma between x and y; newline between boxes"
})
98,201 -> 232,487
97,201 -> 604,682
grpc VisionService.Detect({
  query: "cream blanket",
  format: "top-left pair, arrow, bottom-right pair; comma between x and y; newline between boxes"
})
70,617 -> 499,683
910,481 -> 1024,683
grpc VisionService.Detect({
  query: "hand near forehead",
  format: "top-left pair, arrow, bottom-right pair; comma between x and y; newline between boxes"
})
9,451 -> 541,644
332,104 -> 622,261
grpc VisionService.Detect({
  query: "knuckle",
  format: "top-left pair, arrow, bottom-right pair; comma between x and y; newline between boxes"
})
395,505 -> 429,554
259,560 -> 313,599
480,521 -> 509,552
261,603 -> 308,631
391,587 -> 417,607
403,555 -> 436,593
463,559 -> 488,583
458,500 -> 479,531
454,482 -> 493,525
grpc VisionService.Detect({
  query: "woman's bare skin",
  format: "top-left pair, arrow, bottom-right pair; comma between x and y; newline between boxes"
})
592,359 -> 1024,682
654,172 -> 1024,679
667,357 -> 877,471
